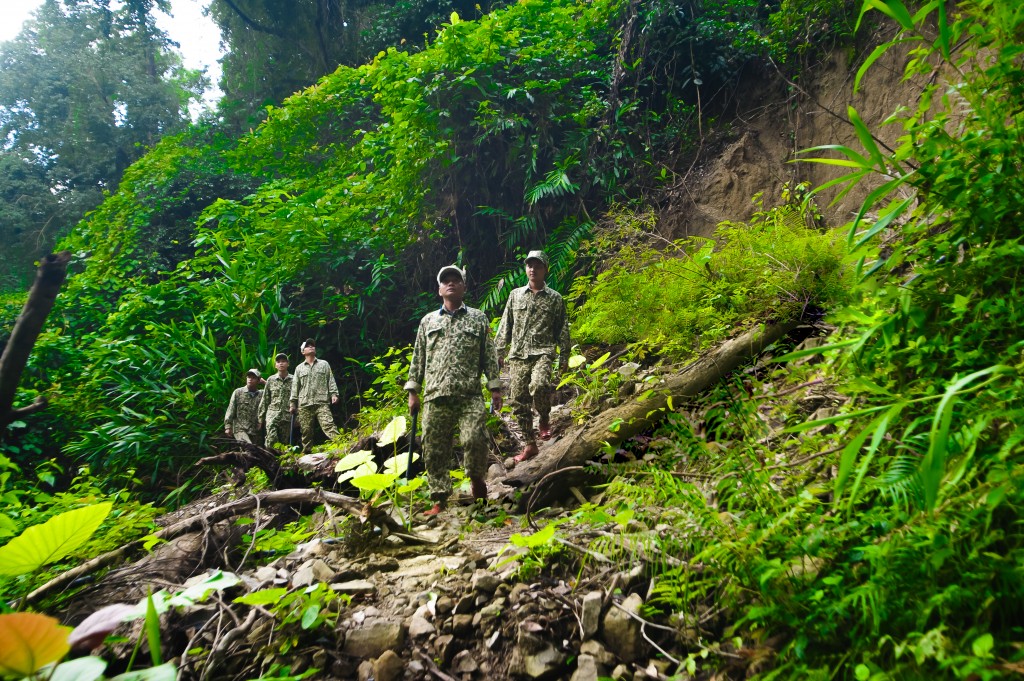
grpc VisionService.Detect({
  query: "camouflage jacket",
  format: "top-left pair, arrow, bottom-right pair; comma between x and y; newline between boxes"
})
495,285 -> 570,363
258,373 -> 293,422
405,304 -> 502,402
225,387 -> 262,433
290,358 -> 339,407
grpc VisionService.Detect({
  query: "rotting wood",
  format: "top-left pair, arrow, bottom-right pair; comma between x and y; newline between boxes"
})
0,251 -> 71,426
503,320 -> 798,501
20,488 -> 431,607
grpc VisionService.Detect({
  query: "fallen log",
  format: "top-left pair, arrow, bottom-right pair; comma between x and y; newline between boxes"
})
0,251 -> 71,426
503,320 -> 798,498
20,488 -> 430,607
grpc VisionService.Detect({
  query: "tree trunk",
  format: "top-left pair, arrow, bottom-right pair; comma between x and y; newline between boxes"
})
502,320 -> 798,499
0,251 -> 71,426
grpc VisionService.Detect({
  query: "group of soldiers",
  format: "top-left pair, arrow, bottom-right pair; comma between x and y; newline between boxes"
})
223,338 -> 341,454
223,250 -> 570,515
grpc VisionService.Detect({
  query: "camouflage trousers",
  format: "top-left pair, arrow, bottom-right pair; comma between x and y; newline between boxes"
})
264,412 -> 292,450
508,355 -> 554,445
233,430 -> 260,446
297,404 -> 339,454
421,396 -> 489,501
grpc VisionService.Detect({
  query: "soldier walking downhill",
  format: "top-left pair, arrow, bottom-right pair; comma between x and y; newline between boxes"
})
405,264 -> 504,516
224,369 -> 263,445
496,250 -> 571,463
259,353 -> 294,450
289,339 -> 340,454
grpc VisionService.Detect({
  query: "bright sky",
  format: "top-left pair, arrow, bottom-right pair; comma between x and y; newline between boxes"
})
0,0 -> 224,112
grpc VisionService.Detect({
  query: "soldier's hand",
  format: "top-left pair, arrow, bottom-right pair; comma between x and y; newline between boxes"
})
408,391 -> 420,415
289,405 -> 297,414
331,395 -> 339,404
490,390 -> 503,413
225,427 -> 232,436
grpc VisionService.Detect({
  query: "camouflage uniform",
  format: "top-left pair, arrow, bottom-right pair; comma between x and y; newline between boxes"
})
405,304 -> 502,501
224,386 -> 262,445
290,358 -> 339,453
259,373 -> 293,450
496,284 -> 570,444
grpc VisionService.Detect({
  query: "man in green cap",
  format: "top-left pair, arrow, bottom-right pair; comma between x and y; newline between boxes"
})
496,250 -> 571,462
225,369 -> 263,445
406,264 -> 503,515
259,353 -> 294,450
289,339 -> 340,454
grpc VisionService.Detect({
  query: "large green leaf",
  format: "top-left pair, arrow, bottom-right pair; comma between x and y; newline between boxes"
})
0,502 -> 112,576
377,416 -> 407,447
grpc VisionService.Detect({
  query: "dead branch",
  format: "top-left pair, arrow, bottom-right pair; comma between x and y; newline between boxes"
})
0,251 -> 71,426
20,488 -> 430,607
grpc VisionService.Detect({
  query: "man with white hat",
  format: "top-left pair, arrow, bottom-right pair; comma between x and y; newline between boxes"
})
496,250 -> 570,462
406,264 -> 503,515
289,338 -> 340,454
224,368 -> 263,444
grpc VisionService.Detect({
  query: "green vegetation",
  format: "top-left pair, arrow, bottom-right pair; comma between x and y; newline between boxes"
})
5,0 -> 1023,677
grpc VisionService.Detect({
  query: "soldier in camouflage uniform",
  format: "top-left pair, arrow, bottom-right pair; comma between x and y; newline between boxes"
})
496,250 -> 570,462
406,264 -> 503,515
289,339 -> 340,454
224,369 -> 263,445
259,353 -> 294,450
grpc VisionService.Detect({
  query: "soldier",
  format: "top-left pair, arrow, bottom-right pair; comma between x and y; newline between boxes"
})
405,264 -> 503,516
289,338 -> 340,454
224,369 -> 263,445
496,250 -> 570,463
259,352 -> 294,450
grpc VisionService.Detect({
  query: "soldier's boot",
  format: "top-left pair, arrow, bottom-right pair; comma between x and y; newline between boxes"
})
514,442 -> 539,463
471,477 -> 488,500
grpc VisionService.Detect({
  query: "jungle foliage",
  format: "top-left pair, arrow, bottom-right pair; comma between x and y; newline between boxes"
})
507,0 -> 1024,677
1,0 -> 838,481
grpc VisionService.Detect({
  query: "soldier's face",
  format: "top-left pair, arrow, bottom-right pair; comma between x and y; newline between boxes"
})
438,274 -> 466,300
246,375 -> 260,389
302,345 -> 316,358
526,260 -> 547,284
276,359 -> 289,371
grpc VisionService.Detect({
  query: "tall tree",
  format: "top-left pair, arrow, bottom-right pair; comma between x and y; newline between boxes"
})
210,0 -> 504,129
0,0 -> 207,286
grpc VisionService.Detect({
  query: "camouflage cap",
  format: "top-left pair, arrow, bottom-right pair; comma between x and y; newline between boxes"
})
524,250 -> 549,266
274,353 -> 288,362
436,264 -> 466,284
300,338 -> 316,351
246,368 -> 261,379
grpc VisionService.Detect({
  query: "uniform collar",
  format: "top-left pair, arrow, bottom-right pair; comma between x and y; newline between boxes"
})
439,303 -> 468,316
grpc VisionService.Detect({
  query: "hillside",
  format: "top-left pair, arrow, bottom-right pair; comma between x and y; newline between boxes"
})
2,0 -> 1024,679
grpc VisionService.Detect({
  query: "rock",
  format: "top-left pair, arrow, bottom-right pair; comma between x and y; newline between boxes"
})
479,597 -> 505,619
292,558 -> 335,588
331,579 -> 376,595
509,583 -> 532,604
357,659 -> 374,681
581,591 -> 603,639
580,640 -> 615,667
512,628 -> 567,678
610,664 -> 630,681
454,594 -> 476,614
433,634 -> 456,666
601,593 -> 645,663
373,650 -> 404,681
343,621 -> 405,658
453,650 -> 479,674
472,569 -> 502,594
570,654 -> 601,681
253,566 -> 278,584
436,596 -> 455,615
452,614 -> 474,635
408,614 -> 436,638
